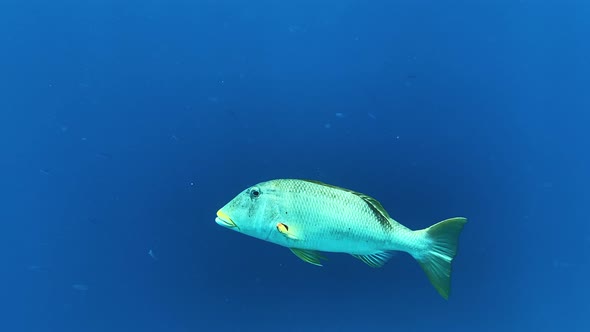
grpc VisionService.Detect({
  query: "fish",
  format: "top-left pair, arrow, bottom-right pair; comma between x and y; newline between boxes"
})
215,179 -> 468,299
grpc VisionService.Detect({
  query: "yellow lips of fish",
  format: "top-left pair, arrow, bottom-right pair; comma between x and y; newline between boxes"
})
216,210 -> 238,229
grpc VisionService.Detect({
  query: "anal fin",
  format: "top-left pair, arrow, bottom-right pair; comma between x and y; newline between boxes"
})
352,251 -> 394,268
290,248 -> 326,266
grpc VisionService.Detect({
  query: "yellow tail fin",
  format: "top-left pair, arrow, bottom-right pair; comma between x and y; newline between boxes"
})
417,217 -> 467,300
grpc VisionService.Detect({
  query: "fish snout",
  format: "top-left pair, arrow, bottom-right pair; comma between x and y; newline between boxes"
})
215,209 -> 238,229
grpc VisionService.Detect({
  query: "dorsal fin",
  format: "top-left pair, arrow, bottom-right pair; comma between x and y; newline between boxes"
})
301,179 -> 393,229
355,193 -> 392,219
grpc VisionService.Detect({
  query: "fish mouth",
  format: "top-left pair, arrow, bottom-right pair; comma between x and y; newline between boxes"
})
215,209 -> 238,229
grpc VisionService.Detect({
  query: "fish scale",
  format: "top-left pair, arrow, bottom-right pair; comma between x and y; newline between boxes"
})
272,179 -> 413,253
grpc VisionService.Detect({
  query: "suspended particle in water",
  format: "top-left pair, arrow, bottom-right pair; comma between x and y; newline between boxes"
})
72,284 -> 89,292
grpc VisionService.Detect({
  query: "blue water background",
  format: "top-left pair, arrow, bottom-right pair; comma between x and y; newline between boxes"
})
1,1 -> 589,331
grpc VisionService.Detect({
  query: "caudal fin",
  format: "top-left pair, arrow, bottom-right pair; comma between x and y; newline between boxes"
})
416,217 -> 467,300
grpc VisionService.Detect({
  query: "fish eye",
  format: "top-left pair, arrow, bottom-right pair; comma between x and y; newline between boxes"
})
250,187 -> 261,198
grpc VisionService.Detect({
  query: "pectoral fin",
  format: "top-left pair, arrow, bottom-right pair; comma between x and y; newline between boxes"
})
289,248 -> 326,266
276,222 -> 299,240
351,251 -> 394,268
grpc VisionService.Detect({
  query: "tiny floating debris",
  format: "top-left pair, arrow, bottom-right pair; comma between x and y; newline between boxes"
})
72,284 -> 89,292
27,265 -> 46,272
95,152 -> 112,160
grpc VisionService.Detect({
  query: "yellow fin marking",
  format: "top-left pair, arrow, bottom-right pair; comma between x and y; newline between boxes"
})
276,222 -> 299,240
289,248 -> 326,266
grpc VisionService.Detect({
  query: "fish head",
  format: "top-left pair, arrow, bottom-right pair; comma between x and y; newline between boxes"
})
215,180 -> 281,241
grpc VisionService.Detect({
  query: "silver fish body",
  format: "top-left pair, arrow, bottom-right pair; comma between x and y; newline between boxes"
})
215,179 -> 467,299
